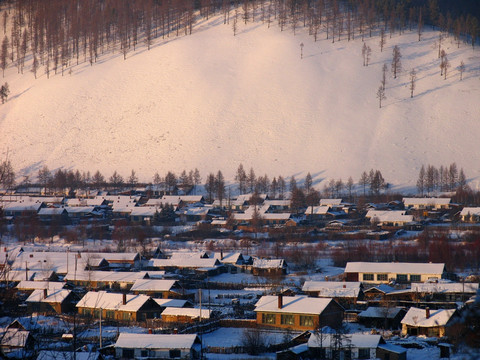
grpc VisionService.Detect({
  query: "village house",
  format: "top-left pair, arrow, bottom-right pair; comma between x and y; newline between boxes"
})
308,333 -> 406,360
37,207 -> 70,225
403,197 -> 451,211
1,201 -> 44,218
365,210 -> 414,228
459,207 -> 480,223
64,206 -> 103,223
76,291 -> 162,322
130,279 -> 184,298
161,307 -> 212,323
148,257 -> 224,277
0,321 -> 35,356
80,251 -> 142,270
25,288 -> 77,314
114,333 -> 201,360
401,307 -> 458,337
129,207 -> 156,225
363,284 -> 397,302
344,262 -> 446,284
251,257 -> 287,276
64,271 -> 149,291
254,295 -> 344,331
302,281 -> 364,308
357,306 -> 407,330
411,281 -> 479,303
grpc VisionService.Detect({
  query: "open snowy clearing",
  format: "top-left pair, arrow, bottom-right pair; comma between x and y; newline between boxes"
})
0,13 -> 479,191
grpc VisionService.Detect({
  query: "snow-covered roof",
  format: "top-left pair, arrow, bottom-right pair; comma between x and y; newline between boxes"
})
80,252 -> 140,262
403,197 -> 451,206
365,210 -> 405,218
320,199 -> 342,206
401,307 -> 456,327
161,307 -> 211,319
302,281 -> 361,297
358,307 -> 404,319
64,206 -> 96,214
76,291 -> 154,312
25,289 -> 72,304
364,284 -> 396,294
411,282 -> 479,294
64,271 -> 147,283
308,333 -> 383,348
460,207 -> 480,216
130,279 -> 177,292
2,201 -> 43,212
345,262 -> 445,275
252,258 -> 285,269
115,333 -> 199,349
366,210 -> 413,223
66,198 -> 106,207
254,295 -> 334,315
0,328 -> 31,348
37,208 -> 67,216
304,205 -> 331,215
211,252 -> 244,264
130,207 -> 157,217
16,281 -> 65,291
153,299 -> 190,308
150,257 -> 221,269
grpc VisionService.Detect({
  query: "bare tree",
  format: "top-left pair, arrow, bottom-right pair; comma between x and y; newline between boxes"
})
381,63 -> 387,90
1,36 -> 8,77
0,156 -> 15,190
409,68 -> 417,98
379,28 -> 386,52
376,85 -> 386,108
391,45 -> 401,79
458,60 -> 465,81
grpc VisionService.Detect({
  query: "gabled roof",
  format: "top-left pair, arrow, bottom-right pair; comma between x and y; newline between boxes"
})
64,271 -> 147,283
358,307 -> 405,319
161,307 -> 211,320
308,333 -> 383,349
150,257 -> 221,269
345,262 -> 445,275
0,328 -> 31,348
130,207 -> 157,217
66,198 -> 106,207
211,252 -> 244,264
2,201 -> 43,212
403,197 -> 451,206
76,291 -> 155,312
25,289 -> 72,304
320,199 -> 343,206
411,282 -> 479,294
364,284 -> 396,294
16,281 -> 65,291
401,307 -> 456,327
130,279 -> 177,292
115,333 -> 199,350
302,281 -> 362,297
37,208 -> 68,216
252,258 -> 286,269
153,299 -> 190,308
254,295 -> 336,315
304,206 -> 331,215
460,207 -> 480,216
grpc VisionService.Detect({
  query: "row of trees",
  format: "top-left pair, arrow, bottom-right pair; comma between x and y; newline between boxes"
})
0,0 -> 477,80
416,162 -> 467,195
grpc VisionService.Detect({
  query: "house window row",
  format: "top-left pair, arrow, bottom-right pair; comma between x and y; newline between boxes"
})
262,313 -> 276,324
362,273 -> 424,282
299,315 -> 314,327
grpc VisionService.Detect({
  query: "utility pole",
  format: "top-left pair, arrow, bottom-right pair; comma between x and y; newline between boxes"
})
99,308 -> 103,349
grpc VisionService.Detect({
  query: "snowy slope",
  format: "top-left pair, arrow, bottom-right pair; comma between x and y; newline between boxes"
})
0,16 -> 479,191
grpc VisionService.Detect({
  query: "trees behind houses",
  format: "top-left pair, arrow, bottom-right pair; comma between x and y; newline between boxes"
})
416,162 -> 467,194
391,45 -> 402,79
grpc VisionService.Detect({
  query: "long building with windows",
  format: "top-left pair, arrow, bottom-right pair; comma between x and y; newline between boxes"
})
253,295 -> 344,331
344,262 -> 446,284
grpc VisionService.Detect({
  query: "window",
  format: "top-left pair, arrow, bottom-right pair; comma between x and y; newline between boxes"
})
169,349 -> 181,358
106,310 -> 115,319
377,273 -> 388,281
299,315 -> 314,327
363,273 -> 374,281
396,274 -> 408,282
281,314 -> 295,325
83,308 -> 91,317
93,309 -> 101,318
262,313 -> 276,324
123,312 -> 131,321
122,349 -> 134,358
358,348 -> 370,359
410,274 -> 421,282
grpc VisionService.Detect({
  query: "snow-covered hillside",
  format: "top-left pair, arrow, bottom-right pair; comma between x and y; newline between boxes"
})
1,15 -> 479,191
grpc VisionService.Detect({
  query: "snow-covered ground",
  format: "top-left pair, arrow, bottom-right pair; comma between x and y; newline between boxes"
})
1,12 -> 479,191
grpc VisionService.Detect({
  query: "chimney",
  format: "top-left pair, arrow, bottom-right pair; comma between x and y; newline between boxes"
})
426,307 -> 430,319
173,328 -> 178,334
43,288 -> 48,299
148,328 -> 153,334
122,293 -> 127,305
278,294 -> 283,309
343,284 -> 346,288
220,250 -> 224,260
